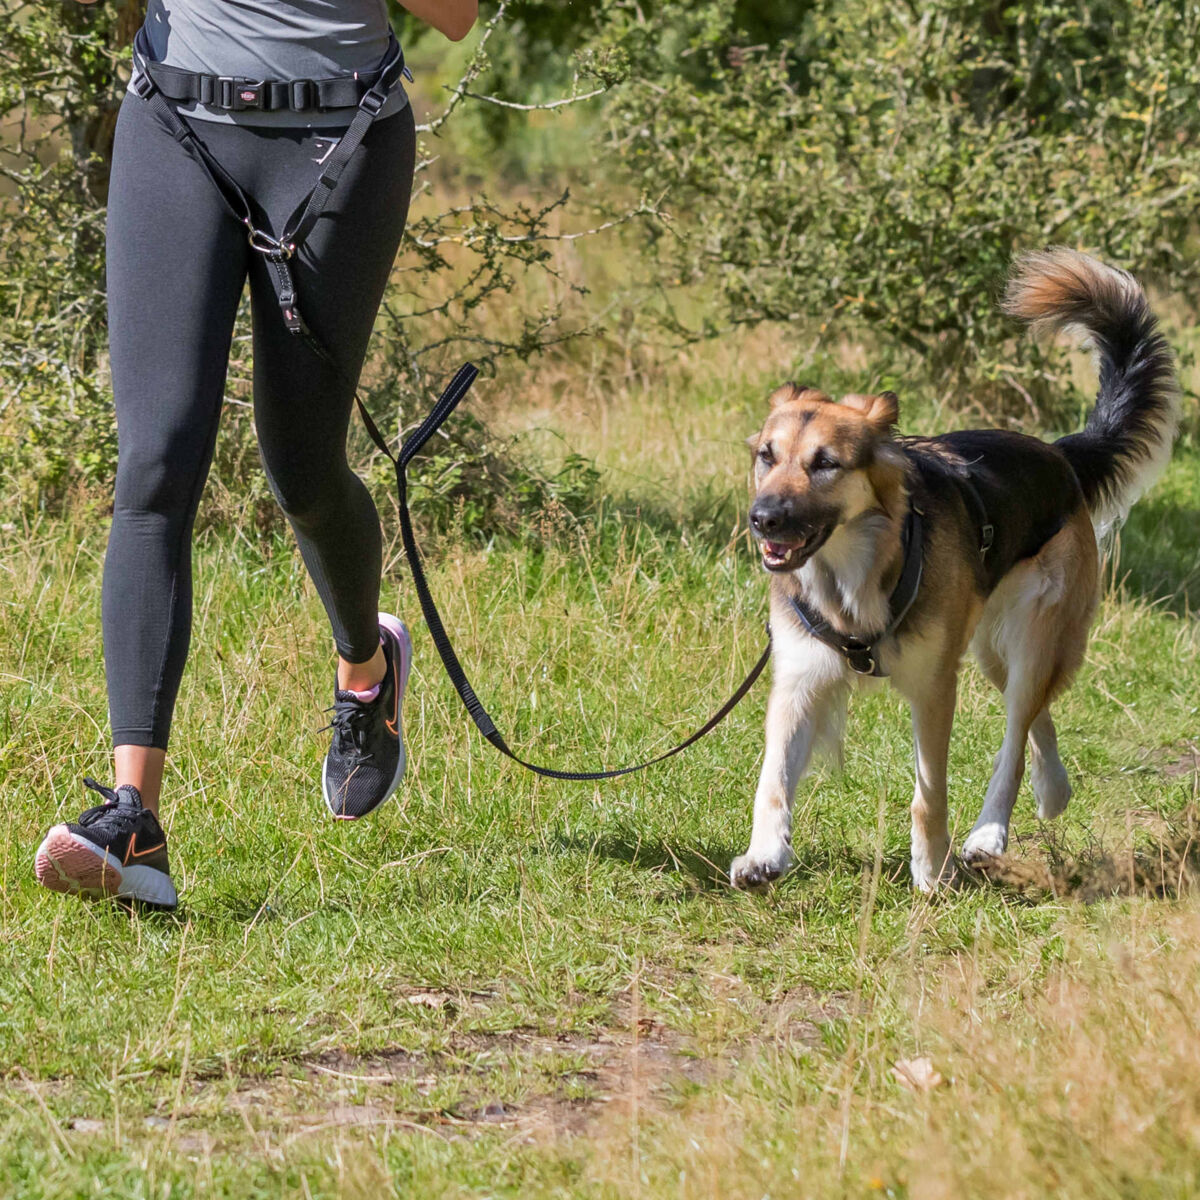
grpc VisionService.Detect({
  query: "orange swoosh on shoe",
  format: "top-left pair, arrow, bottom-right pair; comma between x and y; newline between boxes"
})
124,832 -> 165,863
385,636 -> 401,735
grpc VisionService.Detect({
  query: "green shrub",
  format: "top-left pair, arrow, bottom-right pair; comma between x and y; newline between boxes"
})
591,0 -> 1200,413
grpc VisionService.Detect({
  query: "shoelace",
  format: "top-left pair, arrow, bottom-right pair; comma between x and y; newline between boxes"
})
77,776 -> 140,829
318,696 -> 377,763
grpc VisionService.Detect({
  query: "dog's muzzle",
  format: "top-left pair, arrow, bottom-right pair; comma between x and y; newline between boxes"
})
749,496 -> 833,571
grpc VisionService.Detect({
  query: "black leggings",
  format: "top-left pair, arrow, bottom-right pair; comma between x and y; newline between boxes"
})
103,93 -> 415,750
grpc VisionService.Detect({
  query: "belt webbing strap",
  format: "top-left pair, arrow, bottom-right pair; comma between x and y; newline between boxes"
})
130,55 -> 770,780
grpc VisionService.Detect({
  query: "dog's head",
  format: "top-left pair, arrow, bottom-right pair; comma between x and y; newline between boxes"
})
746,383 -> 905,572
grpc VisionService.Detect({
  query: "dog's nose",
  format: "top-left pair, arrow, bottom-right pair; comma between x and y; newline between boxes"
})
749,497 -> 787,536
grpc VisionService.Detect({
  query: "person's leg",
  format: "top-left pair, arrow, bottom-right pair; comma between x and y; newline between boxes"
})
243,107 -> 417,683
103,96 -> 249,810
35,95 -> 247,907
221,105 -> 417,817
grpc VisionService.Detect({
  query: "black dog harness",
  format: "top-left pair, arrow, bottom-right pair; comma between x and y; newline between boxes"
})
786,445 -> 998,676
788,506 -> 925,677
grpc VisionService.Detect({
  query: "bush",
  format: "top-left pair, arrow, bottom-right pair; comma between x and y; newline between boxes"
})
592,0 -> 1200,414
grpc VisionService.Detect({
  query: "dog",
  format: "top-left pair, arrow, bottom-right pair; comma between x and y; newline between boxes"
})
730,248 -> 1180,892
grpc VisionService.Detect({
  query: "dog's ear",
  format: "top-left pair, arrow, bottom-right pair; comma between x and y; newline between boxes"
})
840,390 -> 899,429
769,381 -> 827,409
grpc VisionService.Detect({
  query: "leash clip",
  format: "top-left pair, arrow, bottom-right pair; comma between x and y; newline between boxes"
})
246,225 -> 294,260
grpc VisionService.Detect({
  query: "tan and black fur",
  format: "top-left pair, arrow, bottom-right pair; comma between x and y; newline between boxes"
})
731,249 -> 1180,892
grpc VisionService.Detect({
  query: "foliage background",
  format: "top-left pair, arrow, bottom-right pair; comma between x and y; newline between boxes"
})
2,6 -> 1200,1195
3,0 -> 1199,517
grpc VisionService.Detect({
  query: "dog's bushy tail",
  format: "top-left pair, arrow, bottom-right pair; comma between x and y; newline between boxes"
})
1003,247 -> 1180,536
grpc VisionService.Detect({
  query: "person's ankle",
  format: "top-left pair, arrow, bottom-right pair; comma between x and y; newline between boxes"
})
337,639 -> 386,693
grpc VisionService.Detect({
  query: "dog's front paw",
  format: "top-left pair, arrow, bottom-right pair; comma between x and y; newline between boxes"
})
962,821 -> 1008,866
730,844 -> 793,892
910,838 -> 956,893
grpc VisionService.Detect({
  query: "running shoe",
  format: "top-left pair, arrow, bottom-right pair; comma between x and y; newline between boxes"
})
34,777 -> 178,909
321,612 -> 412,819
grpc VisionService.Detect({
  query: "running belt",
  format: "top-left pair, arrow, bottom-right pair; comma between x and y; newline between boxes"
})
131,27 -> 408,344
132,25 -> 412,114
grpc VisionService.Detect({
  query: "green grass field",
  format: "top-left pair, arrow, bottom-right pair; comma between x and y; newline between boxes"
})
2,339 -> 1199,1198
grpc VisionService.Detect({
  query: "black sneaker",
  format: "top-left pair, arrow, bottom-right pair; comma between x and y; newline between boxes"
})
34,777 -> 178,909
321,612 -> 412,819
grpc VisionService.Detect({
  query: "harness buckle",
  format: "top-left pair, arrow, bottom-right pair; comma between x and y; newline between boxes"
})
132,69 -> 155,100
359,88 -> 386,117
980,522 -> 995,557
217,76 -> 265,110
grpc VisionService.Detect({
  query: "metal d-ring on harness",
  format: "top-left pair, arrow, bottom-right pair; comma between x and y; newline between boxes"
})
128,32 -> 772,781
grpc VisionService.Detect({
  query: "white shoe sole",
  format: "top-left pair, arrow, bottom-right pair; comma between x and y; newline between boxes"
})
323,613 -> 411,819
34,826 -> 178,908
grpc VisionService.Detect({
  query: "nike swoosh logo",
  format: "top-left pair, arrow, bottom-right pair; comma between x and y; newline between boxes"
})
124,832 -> 165,863
385,634 -> 401,736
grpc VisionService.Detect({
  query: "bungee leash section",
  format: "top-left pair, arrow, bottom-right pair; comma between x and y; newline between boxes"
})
129,40 -> 771,779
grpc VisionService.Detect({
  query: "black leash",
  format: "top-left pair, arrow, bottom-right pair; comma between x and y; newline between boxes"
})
129,47 -> 771,780
360,364 -> 773,781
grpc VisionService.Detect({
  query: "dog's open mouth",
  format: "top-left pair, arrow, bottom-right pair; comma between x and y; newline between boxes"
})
759,528 -> 831,572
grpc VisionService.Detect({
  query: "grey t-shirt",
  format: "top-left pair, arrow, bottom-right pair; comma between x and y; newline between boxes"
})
130,0 -> 409,128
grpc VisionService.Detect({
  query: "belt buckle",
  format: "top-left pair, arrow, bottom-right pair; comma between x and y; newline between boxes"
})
219,77 -> 265,110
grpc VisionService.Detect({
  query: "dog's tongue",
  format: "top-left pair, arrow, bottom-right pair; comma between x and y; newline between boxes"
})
765,540 -> 797,557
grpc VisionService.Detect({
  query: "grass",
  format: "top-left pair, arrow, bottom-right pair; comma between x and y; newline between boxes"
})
1,326 -> 1199,1198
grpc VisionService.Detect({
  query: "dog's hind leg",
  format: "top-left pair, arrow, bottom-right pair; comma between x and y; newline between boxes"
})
962,670 -> 1046,865
1029,708 -> 1071,819
963,512 -> 1096,864
975,650 -> 1070,820
731,630 -> 847,892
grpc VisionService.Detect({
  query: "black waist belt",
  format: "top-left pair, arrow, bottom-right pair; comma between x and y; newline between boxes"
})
132,25 -> 411,113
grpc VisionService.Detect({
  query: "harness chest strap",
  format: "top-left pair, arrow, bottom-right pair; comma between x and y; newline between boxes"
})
788,505 -> 925,677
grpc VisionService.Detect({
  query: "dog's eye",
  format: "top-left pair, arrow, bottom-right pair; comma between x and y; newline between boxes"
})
809,450 -> 841,474
757,445 -> 775,466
